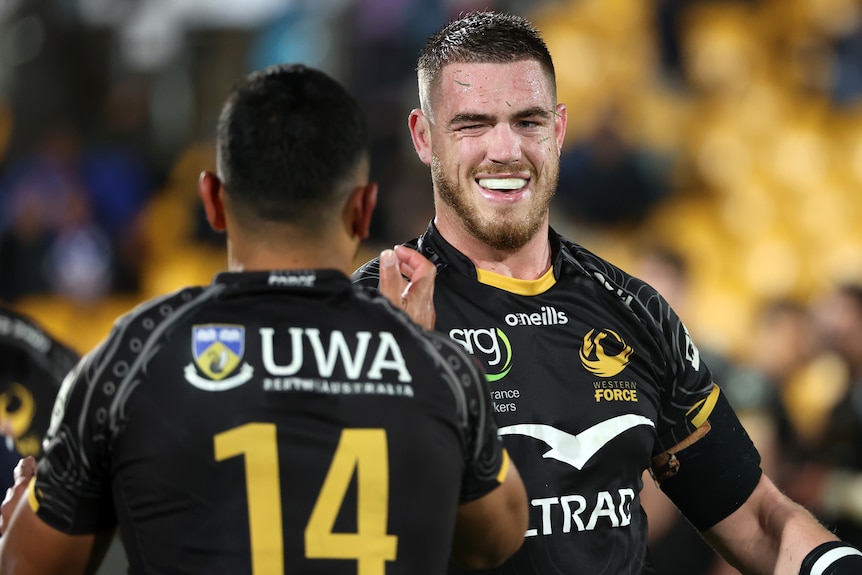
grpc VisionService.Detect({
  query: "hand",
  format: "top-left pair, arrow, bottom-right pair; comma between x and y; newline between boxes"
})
378,246 -> 437,330
0,456 -> 36,535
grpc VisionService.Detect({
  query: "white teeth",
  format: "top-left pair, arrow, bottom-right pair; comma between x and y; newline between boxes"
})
478,177 -> 527,190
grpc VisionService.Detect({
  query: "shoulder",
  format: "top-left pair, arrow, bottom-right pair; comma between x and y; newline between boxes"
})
114,285 -> 208,333
557,234 -> 664,315
88,285 -> 212,374
0,305 -> 79,379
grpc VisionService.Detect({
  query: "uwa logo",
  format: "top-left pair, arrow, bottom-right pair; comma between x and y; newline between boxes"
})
185,325 -> 254,391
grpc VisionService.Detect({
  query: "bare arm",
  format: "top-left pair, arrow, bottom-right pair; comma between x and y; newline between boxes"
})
450,452 -> 528,570
0,459 -> 113,575
703,474 -> 838,574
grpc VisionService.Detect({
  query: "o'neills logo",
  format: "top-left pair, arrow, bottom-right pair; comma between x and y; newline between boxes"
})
505,306 -> 568,327
579,329 -> 633,378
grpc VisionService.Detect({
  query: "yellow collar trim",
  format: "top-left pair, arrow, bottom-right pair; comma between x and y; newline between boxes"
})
476,266 -> 557,295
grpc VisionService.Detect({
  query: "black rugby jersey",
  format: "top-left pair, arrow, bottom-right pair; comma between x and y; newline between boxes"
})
354,222 -> 741,575
0,306 -> 79,460
32,270 -> 506,575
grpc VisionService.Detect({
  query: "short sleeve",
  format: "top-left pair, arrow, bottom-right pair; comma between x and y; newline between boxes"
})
32,340 -> 117,535
424,331 -> 506,502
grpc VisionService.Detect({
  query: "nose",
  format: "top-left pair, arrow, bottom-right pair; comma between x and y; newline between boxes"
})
486,123 -> 522,164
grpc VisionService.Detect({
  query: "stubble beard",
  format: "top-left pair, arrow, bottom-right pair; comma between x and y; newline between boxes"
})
431,155 -> 557,252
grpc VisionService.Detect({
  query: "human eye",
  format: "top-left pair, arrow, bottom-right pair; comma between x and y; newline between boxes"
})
449,114 -> 491,134
516,119 -> 540,129
514,108 -> 552,131
454,122 -> 486,133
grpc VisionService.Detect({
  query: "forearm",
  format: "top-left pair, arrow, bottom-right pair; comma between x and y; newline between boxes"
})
0,475 -> 111,575
704,475 -> 838,574
451,460 -> 527,570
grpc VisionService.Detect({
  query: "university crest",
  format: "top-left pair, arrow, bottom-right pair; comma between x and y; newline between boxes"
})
184,324 -> 253,391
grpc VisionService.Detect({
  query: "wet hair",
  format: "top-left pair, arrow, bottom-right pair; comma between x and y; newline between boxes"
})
417,11 -> 557,113
216,63 -> 369,228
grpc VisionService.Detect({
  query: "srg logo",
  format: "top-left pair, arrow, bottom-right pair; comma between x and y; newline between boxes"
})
449,327 -> 513,382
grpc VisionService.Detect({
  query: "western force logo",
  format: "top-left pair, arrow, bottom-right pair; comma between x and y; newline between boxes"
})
185,325 -> 254,391
449,327 -> 513,382
0,382 -> 39,456
579,329 -> 633,377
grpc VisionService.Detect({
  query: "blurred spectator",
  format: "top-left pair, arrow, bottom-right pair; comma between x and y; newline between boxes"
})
0,110 -> 154,303
831,26 -> 862,105
80,78 -> 157,293
0,124 -> 90,301
555,104 -> 671,230
654,0 -> 760,89
632,245 -> 743,386
633,245 -> 737,575
346,0 -> 448,244
791,283 -> 862,548
43,186 -> 114,303
728,298 -> 815,487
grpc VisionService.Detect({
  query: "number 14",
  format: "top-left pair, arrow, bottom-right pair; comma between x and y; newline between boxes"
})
214,424 -> 398,574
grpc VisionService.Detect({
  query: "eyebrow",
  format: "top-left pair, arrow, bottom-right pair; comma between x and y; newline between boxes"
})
448,107 -> 553,127
448,112 -> 494,126
513,107 -> 554,120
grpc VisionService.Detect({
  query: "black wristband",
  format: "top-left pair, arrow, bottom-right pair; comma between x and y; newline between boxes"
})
800,541 -> 862,575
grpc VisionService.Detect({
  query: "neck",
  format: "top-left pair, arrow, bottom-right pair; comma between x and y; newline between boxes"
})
434,217 -> 552,280
225,226 -> 356,277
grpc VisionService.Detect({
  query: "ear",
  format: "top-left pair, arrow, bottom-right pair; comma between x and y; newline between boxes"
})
198,171 -> 227,232
345,182 -> 378,240
408,109 -> 433,166
554,103 -> 568,153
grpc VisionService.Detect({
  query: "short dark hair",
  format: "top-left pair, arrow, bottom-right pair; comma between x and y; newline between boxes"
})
417,11 -> 556,112
216,63 -> 369,227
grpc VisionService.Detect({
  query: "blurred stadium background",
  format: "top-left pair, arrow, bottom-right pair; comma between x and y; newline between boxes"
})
4,1 -> 862,572
2,0 -> 860,358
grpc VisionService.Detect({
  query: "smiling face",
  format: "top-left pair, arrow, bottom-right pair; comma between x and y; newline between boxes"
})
410,60 -> 567,253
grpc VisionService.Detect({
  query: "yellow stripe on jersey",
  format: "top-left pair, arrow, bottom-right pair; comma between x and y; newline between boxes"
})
476,266 -> 556,296
27,476 -> 39,512
687,385 -> 721,428
497,449 -> 512,484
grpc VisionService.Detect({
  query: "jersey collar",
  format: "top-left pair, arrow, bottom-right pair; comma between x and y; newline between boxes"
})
417,220 -> 566,295
212,269 -> 352,295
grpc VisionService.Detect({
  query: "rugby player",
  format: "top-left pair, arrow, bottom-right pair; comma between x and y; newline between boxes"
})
0,305 -> 78,492
0,63 -> 527,574
355,11 -> 862,575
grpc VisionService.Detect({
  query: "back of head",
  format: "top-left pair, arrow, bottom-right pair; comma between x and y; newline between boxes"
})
417,11 -> 556,114
216,64 -> 369,231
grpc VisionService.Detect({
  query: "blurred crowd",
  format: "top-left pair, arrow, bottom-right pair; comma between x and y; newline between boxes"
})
636,245 -> 862,574
2,0 -> 862,572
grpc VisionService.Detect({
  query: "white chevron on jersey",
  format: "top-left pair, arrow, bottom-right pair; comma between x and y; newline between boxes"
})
498,415 -> 655,470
